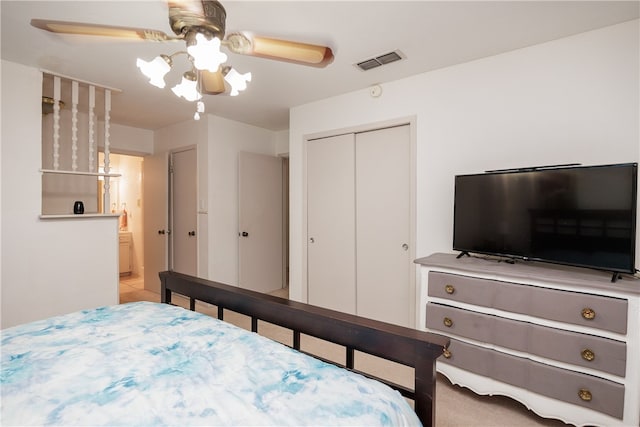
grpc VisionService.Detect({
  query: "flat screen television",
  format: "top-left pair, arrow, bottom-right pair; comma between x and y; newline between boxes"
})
453,163 -> 638,278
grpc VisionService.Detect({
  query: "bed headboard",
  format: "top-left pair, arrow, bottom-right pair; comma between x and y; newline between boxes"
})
159,270 -> 449,427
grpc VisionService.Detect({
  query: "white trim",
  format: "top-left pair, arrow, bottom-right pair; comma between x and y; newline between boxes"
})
41,69 -> 122,93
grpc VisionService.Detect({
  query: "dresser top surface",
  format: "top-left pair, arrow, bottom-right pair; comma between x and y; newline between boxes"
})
415,253 -> 640,296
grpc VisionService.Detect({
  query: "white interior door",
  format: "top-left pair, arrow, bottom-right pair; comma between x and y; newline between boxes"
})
307,134 -> 356,313
238,152 -> 283,293
143,151 -> 168,293
355,125 -> 411,326
171,148 -> 197,276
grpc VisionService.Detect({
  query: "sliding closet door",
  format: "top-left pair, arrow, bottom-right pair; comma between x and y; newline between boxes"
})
307,134 -> 356,314
355,125 -> 411,326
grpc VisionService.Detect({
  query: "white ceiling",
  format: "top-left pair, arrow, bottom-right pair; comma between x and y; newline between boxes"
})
2,1 -> 638,131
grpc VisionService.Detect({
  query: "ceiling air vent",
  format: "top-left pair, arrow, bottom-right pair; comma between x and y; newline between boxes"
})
355,50 -> 403,71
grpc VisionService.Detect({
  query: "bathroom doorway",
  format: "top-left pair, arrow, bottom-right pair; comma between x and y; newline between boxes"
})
98,152 -> 145,300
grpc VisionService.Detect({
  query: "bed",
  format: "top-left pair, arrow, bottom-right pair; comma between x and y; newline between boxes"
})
1,271 -> 448,426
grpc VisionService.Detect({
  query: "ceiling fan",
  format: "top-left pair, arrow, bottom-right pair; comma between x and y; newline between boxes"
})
30,0 -> 334,101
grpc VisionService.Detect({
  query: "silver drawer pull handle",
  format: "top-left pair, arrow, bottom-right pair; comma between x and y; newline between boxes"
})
581,349 -> 595,362
443,317 -> 453,327
445,284 -> 455,294
578,388 -> 592,402
581,308 -> 596,320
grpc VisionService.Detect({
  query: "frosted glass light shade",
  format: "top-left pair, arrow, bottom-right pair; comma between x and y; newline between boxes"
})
172,73 -> 202,102
188,33 -> 228,72
136,56 -> 171,88
224,68 -> 252,96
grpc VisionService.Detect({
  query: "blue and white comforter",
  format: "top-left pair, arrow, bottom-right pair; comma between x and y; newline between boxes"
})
1,301 -> 420,426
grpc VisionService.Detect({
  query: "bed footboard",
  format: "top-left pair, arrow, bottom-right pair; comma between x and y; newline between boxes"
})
159,271 -> 448,427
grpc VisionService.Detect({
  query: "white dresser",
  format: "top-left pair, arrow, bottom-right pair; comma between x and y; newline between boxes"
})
416,253 -> 639,426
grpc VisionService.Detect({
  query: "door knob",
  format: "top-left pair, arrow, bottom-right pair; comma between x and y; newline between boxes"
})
188,231 -> 196,236
309,237 -> 315,243
402,243 -> 409,251
158,229 -> 165,235
241,231 -> 249,237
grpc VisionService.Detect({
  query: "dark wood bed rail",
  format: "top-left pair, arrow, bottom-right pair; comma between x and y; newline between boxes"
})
159,270 -> 449,427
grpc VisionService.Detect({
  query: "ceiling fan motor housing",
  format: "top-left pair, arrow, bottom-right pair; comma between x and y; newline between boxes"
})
169,0 -> 226,39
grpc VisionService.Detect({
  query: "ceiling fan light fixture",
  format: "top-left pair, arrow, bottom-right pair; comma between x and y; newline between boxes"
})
223,67 -> 252,96
187,32 -> 227,72
30,1 -> 335,123
136,54 -> 172,88
172,71 -> 202,102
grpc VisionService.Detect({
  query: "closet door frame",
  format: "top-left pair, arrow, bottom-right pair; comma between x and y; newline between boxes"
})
302,116 -> 417,327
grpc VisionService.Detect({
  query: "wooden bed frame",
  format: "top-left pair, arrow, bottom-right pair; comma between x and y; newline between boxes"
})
160,271 -> 449,427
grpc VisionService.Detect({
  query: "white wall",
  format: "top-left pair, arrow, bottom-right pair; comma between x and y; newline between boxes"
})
1,60 -> 119,328
106,123 -> 154,155
289,20 -> 640,303
274,130 -> 290,156
207,116 -> 278,285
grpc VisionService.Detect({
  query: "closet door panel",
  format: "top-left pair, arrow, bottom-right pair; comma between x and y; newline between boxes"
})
307,134 -> 356,314
355,125 -> 411,326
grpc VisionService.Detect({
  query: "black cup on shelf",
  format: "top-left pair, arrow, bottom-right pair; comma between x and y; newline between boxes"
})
73,201 -> 84,214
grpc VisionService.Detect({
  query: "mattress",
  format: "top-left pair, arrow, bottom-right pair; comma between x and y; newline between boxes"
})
1,301 -> 420,426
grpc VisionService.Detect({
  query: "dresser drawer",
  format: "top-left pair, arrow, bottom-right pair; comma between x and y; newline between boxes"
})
428,271 -> 628,334
426,303 -> 626,376
439,339 -> 625,419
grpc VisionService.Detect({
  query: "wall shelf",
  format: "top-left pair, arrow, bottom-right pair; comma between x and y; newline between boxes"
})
40,169 -> 121,178
39,213 -> 120,220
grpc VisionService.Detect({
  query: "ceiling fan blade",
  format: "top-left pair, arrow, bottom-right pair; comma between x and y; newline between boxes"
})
199,70 -> 225,95
30,19 -> 178,42
227,34 -> 334,68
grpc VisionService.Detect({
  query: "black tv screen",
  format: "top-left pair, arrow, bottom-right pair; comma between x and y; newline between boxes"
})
453,163 -> 638,274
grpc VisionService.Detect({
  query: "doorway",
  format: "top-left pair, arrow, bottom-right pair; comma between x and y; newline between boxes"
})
99,152 -> 145,301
